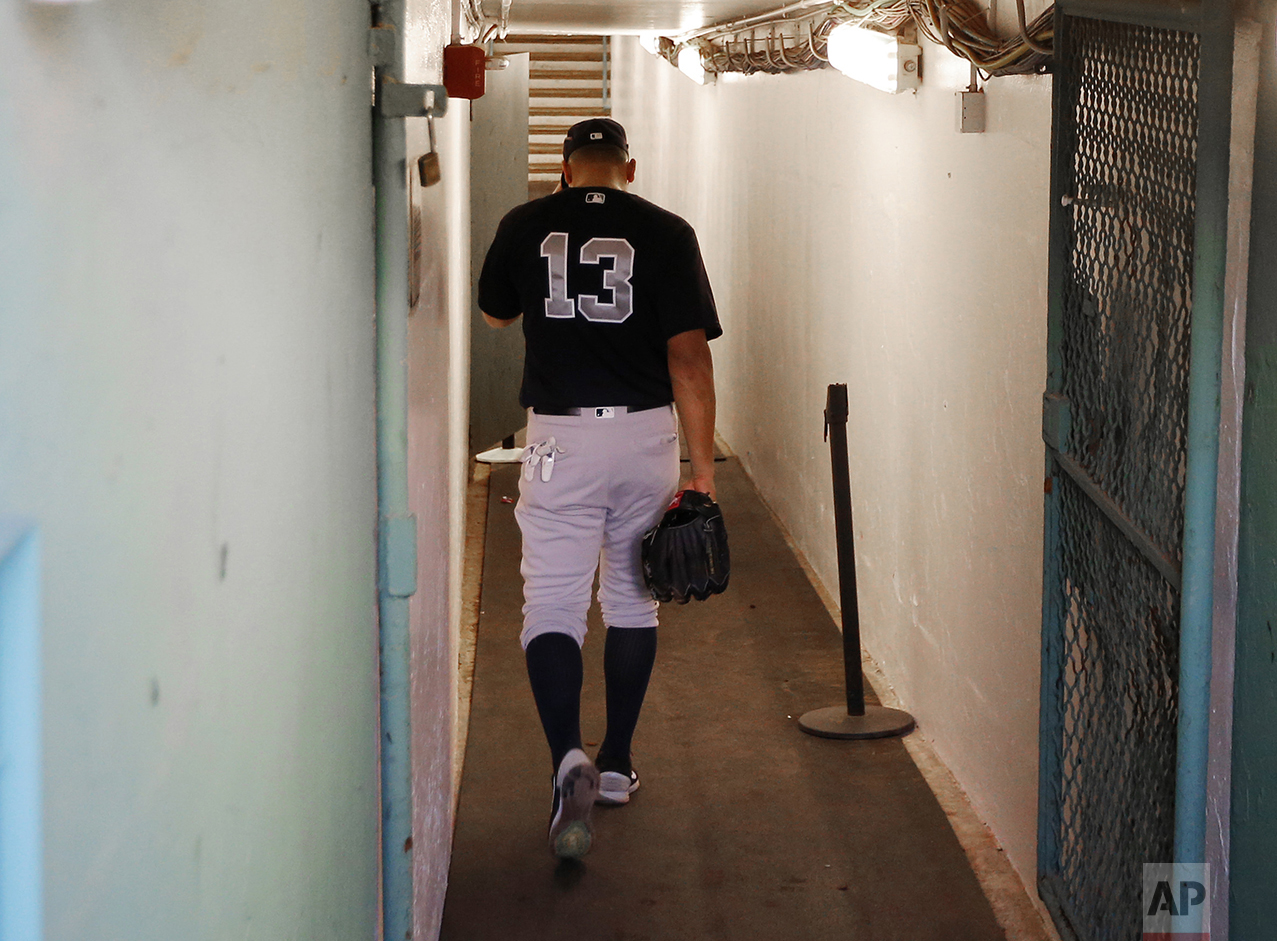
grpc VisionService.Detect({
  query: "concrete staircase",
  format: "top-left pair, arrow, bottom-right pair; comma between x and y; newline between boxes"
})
492,34 -> 612,199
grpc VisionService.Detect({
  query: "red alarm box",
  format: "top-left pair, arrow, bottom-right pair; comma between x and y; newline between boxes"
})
444,43 -> 486,99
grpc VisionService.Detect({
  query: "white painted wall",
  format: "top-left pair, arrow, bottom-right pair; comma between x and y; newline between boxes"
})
0,2 -> 383,937
401,0 -> 473,931
614,35 -> 1051,891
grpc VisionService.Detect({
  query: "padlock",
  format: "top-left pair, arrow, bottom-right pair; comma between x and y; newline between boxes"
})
418,113 -> 441,187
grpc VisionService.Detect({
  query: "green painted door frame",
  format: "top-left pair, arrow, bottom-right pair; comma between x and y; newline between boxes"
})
1230,6 -> 1277,934
1037,1 -> 1238,937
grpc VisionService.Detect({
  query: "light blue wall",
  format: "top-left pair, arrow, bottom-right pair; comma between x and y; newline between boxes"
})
0,523 -> 42,941
0,2 -> 381,937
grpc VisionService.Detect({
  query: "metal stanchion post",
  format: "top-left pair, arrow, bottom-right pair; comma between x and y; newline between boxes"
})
799,383 -> 915,740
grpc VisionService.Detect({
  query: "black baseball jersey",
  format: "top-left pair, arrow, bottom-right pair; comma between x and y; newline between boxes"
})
478,187 -> 721,409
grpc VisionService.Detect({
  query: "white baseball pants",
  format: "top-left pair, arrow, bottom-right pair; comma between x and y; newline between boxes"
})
516,405 -> 680,649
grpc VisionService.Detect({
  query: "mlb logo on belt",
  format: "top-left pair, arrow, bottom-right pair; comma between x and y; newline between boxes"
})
594,407 -> 615,419
1143,863 -> 1209,940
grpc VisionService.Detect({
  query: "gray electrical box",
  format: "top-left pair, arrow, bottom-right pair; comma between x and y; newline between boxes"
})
957,89 -> 986,133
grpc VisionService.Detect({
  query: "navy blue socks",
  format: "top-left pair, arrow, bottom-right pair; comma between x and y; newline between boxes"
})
525,627 -> 658,773
597,626 -> 658,773
524,632 -> 585,771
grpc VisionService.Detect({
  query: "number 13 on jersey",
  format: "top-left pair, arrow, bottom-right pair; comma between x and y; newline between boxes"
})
540,232 -> 636,324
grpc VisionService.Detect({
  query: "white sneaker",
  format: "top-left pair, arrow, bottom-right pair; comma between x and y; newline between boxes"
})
596,768 -> 640,806
548,749 -> 599,858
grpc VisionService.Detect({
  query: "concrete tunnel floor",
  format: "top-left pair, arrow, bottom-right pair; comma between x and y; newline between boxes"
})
442,456 -> 1006,941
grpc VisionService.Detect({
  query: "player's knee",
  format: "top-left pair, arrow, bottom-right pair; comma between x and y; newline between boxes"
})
598,597 -> 658,630
520,616 -> 587,650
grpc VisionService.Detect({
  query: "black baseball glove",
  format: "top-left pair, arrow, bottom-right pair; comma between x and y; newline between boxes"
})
641,490 -> 730,604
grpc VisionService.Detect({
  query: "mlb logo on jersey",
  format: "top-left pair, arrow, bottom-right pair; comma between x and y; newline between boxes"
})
586,193 -> 606,204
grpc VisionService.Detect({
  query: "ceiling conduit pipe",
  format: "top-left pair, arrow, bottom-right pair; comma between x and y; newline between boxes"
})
678,0 -> 834,42
807,22 -> 830,62
773,27 -> 800,68
1014,0 -> 1052,56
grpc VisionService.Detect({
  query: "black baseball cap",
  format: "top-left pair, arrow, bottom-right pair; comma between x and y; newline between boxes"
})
562,118 -> 629,161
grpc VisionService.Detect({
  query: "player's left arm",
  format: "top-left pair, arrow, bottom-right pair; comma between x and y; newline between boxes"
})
668,328 -> 717,501
482,311 -> 520,328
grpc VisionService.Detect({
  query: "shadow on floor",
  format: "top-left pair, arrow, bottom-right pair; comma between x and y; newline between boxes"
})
442,458 -> 1005,941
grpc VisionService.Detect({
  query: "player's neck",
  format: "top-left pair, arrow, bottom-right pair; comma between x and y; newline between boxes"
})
568,171 -> 628,191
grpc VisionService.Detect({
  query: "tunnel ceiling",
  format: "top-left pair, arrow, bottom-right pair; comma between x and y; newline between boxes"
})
489,0 -> 790,33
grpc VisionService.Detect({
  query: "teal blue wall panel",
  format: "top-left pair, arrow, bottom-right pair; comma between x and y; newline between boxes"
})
1231,6 -> 1277,934
0,522 -> 41,941
1232,346 -> 1277,937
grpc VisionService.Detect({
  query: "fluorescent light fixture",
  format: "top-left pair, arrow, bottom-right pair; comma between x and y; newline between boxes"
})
677,45 -> 709,85
639,32 -> 662,55
826,24 -> 921,94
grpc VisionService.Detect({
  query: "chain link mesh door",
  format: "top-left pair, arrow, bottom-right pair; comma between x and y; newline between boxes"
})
1038,14 -> 1202,940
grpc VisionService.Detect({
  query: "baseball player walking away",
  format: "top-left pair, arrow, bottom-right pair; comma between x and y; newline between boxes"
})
477,118 -> 721,860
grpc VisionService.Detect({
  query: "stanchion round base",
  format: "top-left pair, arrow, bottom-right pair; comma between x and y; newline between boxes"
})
798,705 -> 916,740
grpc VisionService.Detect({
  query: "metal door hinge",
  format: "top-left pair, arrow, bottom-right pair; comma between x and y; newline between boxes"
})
380,514 -> 418,598
368,26 -> 396,68
378,80 -> 448,118
1042,392 -> 1072,452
